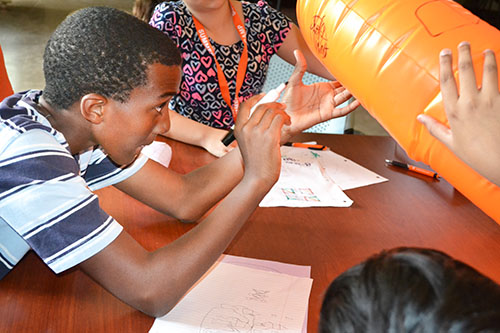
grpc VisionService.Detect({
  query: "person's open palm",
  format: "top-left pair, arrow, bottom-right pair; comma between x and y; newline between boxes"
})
280,49 -> 360,141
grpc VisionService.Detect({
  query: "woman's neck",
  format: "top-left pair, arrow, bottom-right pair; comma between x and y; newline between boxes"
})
186,0 -> 243,45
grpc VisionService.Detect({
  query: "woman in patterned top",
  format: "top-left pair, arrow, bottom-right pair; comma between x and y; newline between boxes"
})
134,0 -> 340,157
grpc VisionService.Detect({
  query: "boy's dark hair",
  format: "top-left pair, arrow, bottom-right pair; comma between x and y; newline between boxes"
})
43,6 -> 181,110
320,247 -> 500,332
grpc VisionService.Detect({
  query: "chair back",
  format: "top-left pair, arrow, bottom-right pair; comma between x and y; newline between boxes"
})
0,44 -> 13,101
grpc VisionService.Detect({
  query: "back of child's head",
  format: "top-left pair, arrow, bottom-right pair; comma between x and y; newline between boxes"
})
319,247 -> 500,332
43,6 -> 181,110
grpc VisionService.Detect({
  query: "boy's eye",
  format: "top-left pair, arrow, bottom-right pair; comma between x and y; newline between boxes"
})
154,100 -> 170,114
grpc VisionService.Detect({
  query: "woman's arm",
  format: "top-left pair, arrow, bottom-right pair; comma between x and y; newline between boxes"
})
277,23 -> 335,80
163,109 -> 233,157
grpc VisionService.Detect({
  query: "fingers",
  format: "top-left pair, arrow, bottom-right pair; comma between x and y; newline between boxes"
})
417,114 -> 453,148
332,85 -> 346,95
288,49 -> 307,86
240,103 -> 289,147
330,80 -> 342,89
333,99 -> 360,117
333,88 -> 352,107
236,94 -> 264,127
482,49 -> 499,95
249,102 -> 290,129
439,48 -> 459,103
268,107 -> 291,140
457,42 -> 478,98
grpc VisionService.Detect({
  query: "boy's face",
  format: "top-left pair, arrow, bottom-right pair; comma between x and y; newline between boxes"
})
97,63 -> 181,165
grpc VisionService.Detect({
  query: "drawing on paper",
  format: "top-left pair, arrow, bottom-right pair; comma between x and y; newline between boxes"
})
247,289 -> 270,303
282,156 -> 312,168
199,304 -> 288,333
281,188 -> 320,202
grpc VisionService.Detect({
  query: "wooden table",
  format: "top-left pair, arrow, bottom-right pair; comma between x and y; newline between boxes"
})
1,134 -> 500,332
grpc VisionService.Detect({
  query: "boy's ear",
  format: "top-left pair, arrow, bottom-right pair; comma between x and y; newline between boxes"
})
80,94 -> 107,124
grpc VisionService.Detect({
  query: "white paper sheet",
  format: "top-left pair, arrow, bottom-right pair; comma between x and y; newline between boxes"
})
149,262 -> 313,333
260,147 -> 353,207
220,254 -> 310,278
284,146 -> 388,190
219,255 -> 310,333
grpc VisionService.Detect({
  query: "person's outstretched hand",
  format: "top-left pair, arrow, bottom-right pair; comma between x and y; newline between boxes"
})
280,49 -> 360,142
417,42 -> 500,186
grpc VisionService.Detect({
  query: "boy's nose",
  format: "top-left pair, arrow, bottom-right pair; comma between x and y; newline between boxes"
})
155,111 -> 170,134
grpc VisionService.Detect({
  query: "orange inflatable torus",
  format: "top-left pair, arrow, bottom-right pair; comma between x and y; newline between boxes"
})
296,0 -> 500,223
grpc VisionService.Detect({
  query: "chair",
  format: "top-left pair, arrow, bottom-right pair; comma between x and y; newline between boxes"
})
0,44 -> 13,101
261,55 -> 352,134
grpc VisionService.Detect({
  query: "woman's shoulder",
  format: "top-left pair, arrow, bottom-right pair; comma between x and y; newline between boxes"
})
242,0 -> 269,16
154,1 -> 185,13
242,1 -> 290,25
150,1 -> 192,35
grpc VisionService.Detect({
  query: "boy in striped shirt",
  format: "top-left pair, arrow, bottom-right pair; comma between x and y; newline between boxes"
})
0,6 -> 355,316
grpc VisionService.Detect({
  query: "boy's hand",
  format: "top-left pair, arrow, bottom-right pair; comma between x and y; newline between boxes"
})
234,95 -> 290,187
417,42 -> 500,186
280,49 -> 360,142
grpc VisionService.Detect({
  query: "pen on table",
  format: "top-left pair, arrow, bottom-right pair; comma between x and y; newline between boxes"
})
385,159 -> 439,180
221,82 -> 288,146
284,142 -> 327,150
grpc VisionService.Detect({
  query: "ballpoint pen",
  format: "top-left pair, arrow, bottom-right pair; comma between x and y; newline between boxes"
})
221,82 -> 287,146
385,159 -> 439,179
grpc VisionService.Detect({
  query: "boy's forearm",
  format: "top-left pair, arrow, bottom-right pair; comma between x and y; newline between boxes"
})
175,146 -> 245,221
144,173 -> 271,315
114,144 -> 244,222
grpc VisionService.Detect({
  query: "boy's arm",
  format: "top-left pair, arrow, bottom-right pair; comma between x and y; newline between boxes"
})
79,98 -> 289,317
164,109 -> 233,157
115,145 -> 244,222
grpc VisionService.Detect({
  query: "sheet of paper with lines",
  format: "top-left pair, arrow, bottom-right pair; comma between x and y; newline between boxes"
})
149,261 -> 313,333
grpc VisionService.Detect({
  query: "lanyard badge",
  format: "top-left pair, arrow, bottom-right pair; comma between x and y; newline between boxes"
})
192,2 -> 249,121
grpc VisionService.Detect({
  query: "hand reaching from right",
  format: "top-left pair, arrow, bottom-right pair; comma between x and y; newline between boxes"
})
417,42 -> 500,186
234,94 -> 291,189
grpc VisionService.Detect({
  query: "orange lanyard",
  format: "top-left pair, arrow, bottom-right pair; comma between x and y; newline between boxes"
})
192,2 -> 248,120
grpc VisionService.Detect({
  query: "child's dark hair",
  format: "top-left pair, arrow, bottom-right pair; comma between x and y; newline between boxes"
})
320,247 -> 500,332
43,6 -> 181,110
133,0 -> 164,22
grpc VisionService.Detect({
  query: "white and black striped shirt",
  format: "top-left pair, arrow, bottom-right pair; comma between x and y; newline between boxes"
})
0,90 -> 148,279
